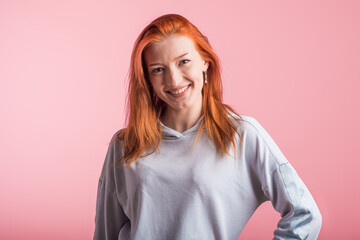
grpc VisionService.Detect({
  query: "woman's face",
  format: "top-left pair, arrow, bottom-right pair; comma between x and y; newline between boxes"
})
143,34 -> 209,115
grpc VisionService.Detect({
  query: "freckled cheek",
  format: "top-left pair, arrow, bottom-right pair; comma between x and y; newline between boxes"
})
149,80 -> 163,95
184,69 -> 202,82
191,72 -> 204,86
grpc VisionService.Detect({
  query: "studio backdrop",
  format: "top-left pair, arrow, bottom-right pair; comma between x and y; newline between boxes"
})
0,0 -> 359,239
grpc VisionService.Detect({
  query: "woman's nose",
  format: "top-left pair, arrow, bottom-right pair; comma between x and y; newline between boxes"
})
166,68 -> 182,86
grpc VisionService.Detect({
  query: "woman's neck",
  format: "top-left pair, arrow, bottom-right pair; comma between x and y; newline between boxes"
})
160,106 -> 203,133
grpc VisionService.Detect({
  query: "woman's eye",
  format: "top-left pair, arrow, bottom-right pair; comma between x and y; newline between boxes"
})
179,59 -> 190,65
152,67 -> 164,73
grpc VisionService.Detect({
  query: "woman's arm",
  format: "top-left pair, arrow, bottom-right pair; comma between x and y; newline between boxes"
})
93,179 -> 129,240
241,116 -> 322,239
93,130 -> 129,240
263,162 -> 322,239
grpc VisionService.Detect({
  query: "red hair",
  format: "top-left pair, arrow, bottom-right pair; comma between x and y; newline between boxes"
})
113,14 -> 243,167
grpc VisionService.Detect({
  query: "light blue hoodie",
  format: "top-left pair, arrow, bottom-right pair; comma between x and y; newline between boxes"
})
93,114 -> 322,240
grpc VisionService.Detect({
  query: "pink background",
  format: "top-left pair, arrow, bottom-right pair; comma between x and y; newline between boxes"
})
1,0 -> 359,239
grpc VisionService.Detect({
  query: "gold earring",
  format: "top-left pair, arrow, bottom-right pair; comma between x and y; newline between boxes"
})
204,71 -> 207,84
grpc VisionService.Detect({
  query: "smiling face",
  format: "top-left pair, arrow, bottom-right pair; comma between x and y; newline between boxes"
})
143,34 -> 209,117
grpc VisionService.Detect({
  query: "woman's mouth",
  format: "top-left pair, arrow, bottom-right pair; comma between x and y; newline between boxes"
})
166,84 -> 191,98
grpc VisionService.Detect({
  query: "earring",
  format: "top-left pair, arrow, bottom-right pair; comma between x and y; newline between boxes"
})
204,71 -> 208,84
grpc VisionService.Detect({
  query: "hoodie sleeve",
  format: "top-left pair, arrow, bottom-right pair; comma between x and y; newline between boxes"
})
263,162 -> 322,239
93,179 -> 129,240
93,131 -> 129,240
242,117 -> 322,239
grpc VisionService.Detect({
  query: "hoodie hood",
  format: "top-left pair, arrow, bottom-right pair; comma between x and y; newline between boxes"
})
159,115 -> 204,140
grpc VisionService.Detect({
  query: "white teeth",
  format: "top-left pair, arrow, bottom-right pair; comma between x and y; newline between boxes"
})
170,85 -> 189,95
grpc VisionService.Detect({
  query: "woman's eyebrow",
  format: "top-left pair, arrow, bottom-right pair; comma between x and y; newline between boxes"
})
148,53 -> 189,67
174,52 -> 189,60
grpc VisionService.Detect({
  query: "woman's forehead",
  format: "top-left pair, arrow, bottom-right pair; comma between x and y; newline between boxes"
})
144,34 -> 198,61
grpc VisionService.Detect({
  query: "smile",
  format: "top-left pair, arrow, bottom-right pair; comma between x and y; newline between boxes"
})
169,85 -> 190,95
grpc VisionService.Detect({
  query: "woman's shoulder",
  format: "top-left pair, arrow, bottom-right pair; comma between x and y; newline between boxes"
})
227,111 -> 264,134
99,128 -> 127,183
101,129 -> 126,168
107,128 -> 127,148
228,111 -> 288,165
229,111 -> 273,142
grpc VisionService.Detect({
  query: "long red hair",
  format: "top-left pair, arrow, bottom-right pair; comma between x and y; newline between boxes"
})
113,14 -> 243,167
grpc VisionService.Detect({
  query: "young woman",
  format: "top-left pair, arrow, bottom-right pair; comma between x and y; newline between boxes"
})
93,14 -> 322,240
